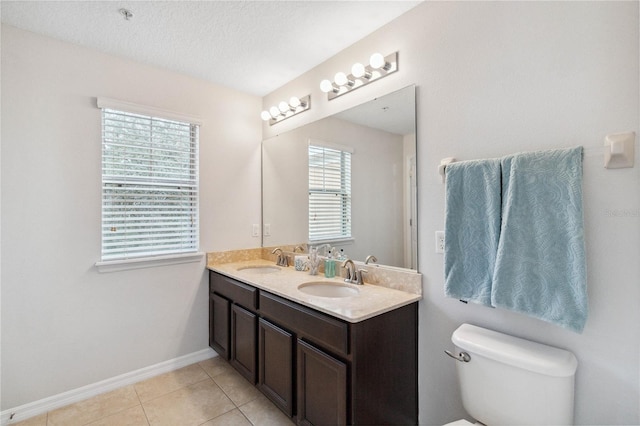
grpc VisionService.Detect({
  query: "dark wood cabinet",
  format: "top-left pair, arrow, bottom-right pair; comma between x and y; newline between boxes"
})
349,301 -> 418,425
209,270 -> 417,425
209,292 -> 230,360
230,304 -> 257,383
297,339 -> 347,426
259,291 -> 349,356
258,318 -> 294,416
210,272 -> 257,310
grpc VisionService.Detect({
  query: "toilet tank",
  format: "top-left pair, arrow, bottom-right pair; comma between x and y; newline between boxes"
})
452,324 -> 578,425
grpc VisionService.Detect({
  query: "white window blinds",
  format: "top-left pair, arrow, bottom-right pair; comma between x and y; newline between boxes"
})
308,143 -> 352,242
100,108 -> 199,261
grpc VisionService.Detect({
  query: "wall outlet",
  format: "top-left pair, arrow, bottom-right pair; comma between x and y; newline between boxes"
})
252,224 -> 260,237
264,223 -> 271,236
435,231 -> 445,254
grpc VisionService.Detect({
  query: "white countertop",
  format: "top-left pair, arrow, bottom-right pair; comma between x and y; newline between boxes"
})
208,259 -> 422,323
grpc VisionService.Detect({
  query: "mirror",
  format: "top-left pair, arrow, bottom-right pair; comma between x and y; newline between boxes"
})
262,85 -> 417,270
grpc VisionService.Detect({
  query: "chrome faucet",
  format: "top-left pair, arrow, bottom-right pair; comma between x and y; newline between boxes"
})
271,248 -> 289,267
354,268 -> 367,285
294,245 -> 305,253
365,255 -> 378,265
342,259 -> 366,285
342,259 -> 356,283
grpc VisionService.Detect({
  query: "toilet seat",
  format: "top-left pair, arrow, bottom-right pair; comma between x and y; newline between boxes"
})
443,420 -> 476,426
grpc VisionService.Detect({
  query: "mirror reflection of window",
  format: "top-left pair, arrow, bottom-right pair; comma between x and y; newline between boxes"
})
262,85 -> 417,271
308,141 -> 353,243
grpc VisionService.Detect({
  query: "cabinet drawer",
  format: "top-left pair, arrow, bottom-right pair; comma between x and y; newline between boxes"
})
210,271 -> 257,310
259,292 -> 349,356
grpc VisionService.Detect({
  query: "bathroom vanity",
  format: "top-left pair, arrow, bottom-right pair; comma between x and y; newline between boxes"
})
208,262 -> 419,425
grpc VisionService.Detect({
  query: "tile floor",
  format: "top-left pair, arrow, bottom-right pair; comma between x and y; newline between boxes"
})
13,357 -> 294,426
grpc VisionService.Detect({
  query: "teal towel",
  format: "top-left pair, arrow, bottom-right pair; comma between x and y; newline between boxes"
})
444,159 -> 502,306
491,147 -> 588,332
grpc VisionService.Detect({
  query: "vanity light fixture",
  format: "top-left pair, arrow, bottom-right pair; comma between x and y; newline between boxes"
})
320,51 -> 398,100
261,95 -> 311,126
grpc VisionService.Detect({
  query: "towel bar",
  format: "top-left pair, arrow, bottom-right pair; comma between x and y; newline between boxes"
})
439,157 -> 456,183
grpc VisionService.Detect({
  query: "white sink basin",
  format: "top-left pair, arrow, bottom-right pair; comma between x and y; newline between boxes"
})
298,282 -> 359,298
237,265 -> 281,274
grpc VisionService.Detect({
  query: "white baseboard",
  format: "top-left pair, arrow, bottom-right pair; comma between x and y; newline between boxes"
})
1,348 -> 217,425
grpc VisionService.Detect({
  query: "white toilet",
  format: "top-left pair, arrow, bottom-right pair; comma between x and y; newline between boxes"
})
444,323 -> 578,425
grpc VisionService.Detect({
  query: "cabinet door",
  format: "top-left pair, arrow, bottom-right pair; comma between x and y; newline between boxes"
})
231,304 -> 257,383
209,292 -> 230,360
258,318 -> 294,417
297,339 -> 347,426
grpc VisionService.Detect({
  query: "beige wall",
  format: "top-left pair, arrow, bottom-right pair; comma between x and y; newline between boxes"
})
263,2 -> 640,424
1,25 -> 262,409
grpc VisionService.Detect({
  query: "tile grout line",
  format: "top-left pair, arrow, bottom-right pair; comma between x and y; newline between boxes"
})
35,360 -> 277,426
136,367 -> 232,426
136,376 -> 215,406
196,360 -> 264,426
76,365 -> 209,426
195,361 -> 245,425
77,398 -> 144,426
132,383 -> 151,426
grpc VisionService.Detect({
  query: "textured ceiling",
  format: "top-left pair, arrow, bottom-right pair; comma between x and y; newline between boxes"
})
1,1 -> 421,96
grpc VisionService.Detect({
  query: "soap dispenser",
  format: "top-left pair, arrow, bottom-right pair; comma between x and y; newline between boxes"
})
338,248 -> 347,261
324,250 -> 336,278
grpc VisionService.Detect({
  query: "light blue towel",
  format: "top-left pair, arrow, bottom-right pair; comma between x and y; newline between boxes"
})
491,147 -> 588,332
444,159 -> 502,306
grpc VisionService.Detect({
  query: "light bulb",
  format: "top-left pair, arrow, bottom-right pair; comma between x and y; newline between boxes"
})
261,110 -> 271,121
269,106 -> 280,118
369,52 -> 386,69
320,79 -> 334,93
351,62 -> 365,78
334,72 -> 348,86
289,97 -> 301,108
278,101 -> 289,113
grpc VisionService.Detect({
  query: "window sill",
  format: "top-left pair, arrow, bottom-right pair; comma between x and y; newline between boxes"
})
308,237 -> 355,246
95,252 -> 205,273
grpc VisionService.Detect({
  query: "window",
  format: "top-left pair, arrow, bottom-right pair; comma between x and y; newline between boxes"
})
99,104 -> 199,262
308,142 -> 352,242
